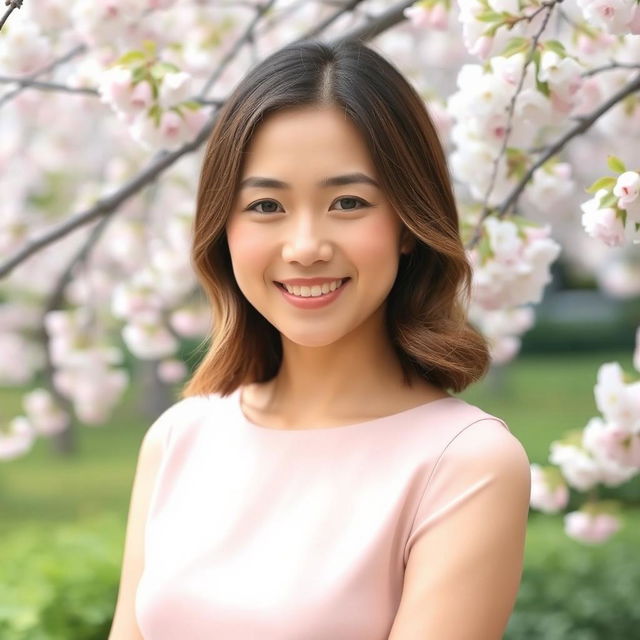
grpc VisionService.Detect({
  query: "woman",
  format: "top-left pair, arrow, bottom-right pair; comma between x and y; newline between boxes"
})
109,39 -> 531,640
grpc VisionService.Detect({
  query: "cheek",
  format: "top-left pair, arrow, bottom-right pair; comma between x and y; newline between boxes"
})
348,215 -> 401,279
226,221 -> 270,283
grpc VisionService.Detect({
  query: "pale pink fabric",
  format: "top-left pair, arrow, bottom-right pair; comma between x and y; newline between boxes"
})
135,388 -> 524,640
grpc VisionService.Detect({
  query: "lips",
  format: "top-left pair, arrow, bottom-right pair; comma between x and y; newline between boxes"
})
275,277 -> 350,287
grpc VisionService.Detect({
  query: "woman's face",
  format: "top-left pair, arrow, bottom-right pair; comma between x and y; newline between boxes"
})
225,105 -> 413,348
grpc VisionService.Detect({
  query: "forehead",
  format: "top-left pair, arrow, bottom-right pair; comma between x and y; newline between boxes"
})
242,106 -> 376,174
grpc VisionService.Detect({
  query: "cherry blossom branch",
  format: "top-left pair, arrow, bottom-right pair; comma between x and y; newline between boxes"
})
0,109 -> 219,278
0,0 -> 22,32
506,0 -> 560,29
582,61 -> 640,77
38,213 -> 114,451
199,0 -> 279,98
0,43 -> 86,108
494,71 -> 640,220
0,0 -> 415,279
330,0 -> 415,43
470,0 -> 560,248
0,75 -> 98,95
293,0 -> 367,40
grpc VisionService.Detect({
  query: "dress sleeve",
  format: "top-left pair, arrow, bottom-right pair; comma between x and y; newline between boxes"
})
403,416 -> 529,566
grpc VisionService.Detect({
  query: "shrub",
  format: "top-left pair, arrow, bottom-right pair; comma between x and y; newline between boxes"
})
0,515 -> 121,640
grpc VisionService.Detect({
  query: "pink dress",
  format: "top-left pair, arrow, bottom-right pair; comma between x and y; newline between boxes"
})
135,387 -> 526,640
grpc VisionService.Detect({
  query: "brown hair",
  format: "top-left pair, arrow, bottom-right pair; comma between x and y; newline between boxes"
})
181,39 -> 490,398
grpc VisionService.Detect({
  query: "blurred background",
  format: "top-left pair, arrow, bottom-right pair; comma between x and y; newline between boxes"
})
1,0 -> 640,638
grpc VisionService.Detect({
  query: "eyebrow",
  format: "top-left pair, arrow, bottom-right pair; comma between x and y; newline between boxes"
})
239,172 -> 380,190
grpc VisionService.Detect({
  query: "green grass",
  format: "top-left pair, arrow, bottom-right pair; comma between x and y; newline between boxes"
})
0,349 -> 637,539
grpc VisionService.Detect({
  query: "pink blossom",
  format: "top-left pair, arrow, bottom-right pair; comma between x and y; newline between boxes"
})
158,110 -> 189,148
584,417 -> 640,468
576,0 -> 637,35
169,306 -> 210,337
158,358 -> 187,383
98,66 -> 135,113
581,189 -> 626,247
571,77 -> 602,117
565,510 -> 621,543
130,81 -> 154,111
629,3 -> 640,33
158,71 -> 193,109
182,106 -> 210,135
469,35 -> 494,60
530,464 -> 570,513
0,417 -> 36,461
613,171 -> 640,209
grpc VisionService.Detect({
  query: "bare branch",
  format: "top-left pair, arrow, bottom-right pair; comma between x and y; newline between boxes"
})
0,43 -> 87,108
0,75 -> 98,95
582,61 -> 640,77
199,0 -> 278,98
329,0 -> 416,44
0,0 -> 23,32
292,0 -> 367,40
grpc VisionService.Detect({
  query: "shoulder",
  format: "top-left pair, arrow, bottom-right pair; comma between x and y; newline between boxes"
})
435,402 -> 530,487
142,395 -> 211,450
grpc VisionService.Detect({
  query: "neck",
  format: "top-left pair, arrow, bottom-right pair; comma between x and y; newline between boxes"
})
265,307 -> 413,419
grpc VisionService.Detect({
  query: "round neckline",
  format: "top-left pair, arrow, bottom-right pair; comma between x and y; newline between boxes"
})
232,386 -> 460,435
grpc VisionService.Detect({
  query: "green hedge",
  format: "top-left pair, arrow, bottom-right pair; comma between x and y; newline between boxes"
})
0,516 -> 121,640
507,539 -> 640,638
1,514 -> 639,639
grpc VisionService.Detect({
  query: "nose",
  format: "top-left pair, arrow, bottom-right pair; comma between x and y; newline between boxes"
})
281,216 -> 333,266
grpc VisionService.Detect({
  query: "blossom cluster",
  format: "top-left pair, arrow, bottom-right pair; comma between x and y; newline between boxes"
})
581,158 -> 640,246
469,216 -> 561,310
97,44 -> 211,150
447,46 -> 583,206
530,330 -> 640,542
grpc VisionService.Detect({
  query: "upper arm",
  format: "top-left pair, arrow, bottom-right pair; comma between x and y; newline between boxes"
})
108,408 -> 173,640
389,419 -> 532,640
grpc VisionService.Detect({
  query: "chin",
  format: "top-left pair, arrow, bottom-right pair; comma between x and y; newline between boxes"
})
279,328 -> 348,349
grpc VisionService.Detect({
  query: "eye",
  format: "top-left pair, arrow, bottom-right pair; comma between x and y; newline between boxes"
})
245,196 -> 369,214
333,196 -> 369,211
245,200 -> 282,215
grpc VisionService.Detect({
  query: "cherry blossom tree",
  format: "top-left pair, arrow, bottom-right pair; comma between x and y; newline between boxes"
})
1,0 -> 639,544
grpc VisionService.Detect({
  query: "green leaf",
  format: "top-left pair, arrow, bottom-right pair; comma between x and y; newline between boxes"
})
586,176 -> 616,194
150,61 -> 180,81
500,36 -> 530,57
476,10 -> 503,22
116,50 -> 146,66
131,67 -> 148,85
600,192 -> 618,208
148,104 -> 161,127
544,40 -> 567,57
181,100 -> 202,110
142,39 -> 157,57
607,154 -> 626,174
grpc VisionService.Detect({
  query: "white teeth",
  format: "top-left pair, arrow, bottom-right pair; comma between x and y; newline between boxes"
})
283,278 -> 345,297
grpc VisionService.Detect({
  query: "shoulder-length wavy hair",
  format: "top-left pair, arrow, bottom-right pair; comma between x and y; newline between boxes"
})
181,38 -> 490,399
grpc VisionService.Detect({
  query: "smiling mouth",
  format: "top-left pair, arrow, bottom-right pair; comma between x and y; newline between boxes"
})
274,277 -> 351,298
